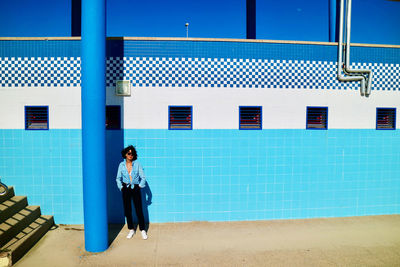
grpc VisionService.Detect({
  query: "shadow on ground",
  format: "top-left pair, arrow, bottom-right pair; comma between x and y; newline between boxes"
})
108,223 -> 125,245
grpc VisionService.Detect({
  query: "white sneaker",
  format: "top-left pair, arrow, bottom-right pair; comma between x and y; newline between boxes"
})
141,230 -> 148,240
126,230 -> 135,239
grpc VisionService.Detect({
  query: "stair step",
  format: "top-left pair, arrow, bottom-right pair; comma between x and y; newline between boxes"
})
0,206 -> 41,248
0,215 -> 54,266
0,187 -> 15,204
0,196 -> 28,224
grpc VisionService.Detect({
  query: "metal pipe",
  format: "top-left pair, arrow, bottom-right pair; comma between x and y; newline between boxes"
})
344,0 -> 372,96
337,0 -> 366,95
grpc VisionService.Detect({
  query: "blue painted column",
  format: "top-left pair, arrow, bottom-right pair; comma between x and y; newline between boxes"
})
329,0 -> 339,42
81,0 -> 108,252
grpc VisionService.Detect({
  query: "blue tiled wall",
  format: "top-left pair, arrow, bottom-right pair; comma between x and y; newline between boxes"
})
120,41 -> 400,64
2,40 -> 399,90
2,39 -> 399,63
128,129 -> 400,222
0,129 -> 83,224
1,39 -> 399,224
0,40 -> 80,57
1,129 -> 399,224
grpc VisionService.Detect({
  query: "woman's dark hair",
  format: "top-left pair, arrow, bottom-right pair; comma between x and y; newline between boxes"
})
121,145 -> 138,160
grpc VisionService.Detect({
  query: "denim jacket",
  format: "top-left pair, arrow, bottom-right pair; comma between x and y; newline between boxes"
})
116,160 -> 146,191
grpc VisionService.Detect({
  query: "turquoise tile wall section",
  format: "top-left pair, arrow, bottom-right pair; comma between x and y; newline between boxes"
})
1,129 -> 399,224
129,129 -> 400,222
0,129 -> 83,224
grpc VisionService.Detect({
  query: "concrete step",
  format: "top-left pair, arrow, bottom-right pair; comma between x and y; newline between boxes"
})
0,215 -> 54,266
0,196 -> 28,224
0,206 -> 41,248
0,187 -> 14,204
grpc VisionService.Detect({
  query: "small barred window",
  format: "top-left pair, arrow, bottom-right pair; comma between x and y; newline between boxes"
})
306,107 -> 328,130
376,108 -> 396,130
239,106 -> 262,130
25,106 -> 49,130
169,106 -> 192,130
106,105 -> 121,130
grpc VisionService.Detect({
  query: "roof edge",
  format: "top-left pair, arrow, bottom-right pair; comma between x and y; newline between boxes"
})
0,36 -> 399,49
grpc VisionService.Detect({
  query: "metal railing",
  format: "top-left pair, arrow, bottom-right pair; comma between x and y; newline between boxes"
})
0,178 -> 9,196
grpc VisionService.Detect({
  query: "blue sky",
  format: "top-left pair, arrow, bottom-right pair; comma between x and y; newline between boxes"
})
0,0 -> 399,44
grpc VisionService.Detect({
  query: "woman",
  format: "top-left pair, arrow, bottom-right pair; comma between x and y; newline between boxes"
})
116,145 -> 148,240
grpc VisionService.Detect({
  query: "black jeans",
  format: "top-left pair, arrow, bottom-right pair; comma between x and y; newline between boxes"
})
122,183 -> 145,231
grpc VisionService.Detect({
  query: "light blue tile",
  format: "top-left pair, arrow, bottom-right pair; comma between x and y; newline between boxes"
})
1,128 -> 400,223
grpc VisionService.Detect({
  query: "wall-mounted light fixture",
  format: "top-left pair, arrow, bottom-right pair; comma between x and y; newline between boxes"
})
115,80 -> 131,96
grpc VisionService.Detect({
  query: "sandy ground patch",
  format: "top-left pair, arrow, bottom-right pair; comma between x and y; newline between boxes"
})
15,215 -> 400,266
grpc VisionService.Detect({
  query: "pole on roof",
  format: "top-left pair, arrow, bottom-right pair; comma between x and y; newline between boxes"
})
81,0 -> 108,252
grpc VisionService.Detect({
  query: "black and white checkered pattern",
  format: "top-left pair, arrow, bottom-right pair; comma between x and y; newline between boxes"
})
1,56 -> 399,91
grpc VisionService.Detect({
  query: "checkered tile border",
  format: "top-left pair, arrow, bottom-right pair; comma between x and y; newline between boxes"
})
1,57 -> 399,91
0,57 -> 80,87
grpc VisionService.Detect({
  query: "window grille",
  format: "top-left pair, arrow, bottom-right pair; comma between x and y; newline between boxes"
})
169,106 -> 192,130
25,106 -> 49,130
239,106 -> 262,130
106,105 -> 121,130
306,107 -> 328,130
376,108 -> 396,130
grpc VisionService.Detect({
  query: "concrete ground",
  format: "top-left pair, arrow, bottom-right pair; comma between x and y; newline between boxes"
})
15,215 -> 400,267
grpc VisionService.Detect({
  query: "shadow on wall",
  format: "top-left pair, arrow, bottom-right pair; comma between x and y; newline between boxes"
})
106,39 -> 125,225
106,129 -> 125,224
105,127 -> 153,240
136,182 -> 152,231
105,39 -> 152,235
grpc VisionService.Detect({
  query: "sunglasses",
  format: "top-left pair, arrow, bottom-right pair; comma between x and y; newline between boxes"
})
127,152 -> 133,156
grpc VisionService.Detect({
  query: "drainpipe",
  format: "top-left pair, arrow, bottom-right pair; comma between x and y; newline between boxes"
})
343,0 -> 373,96
337,0 -> 366,95
81,0 -> 108,252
